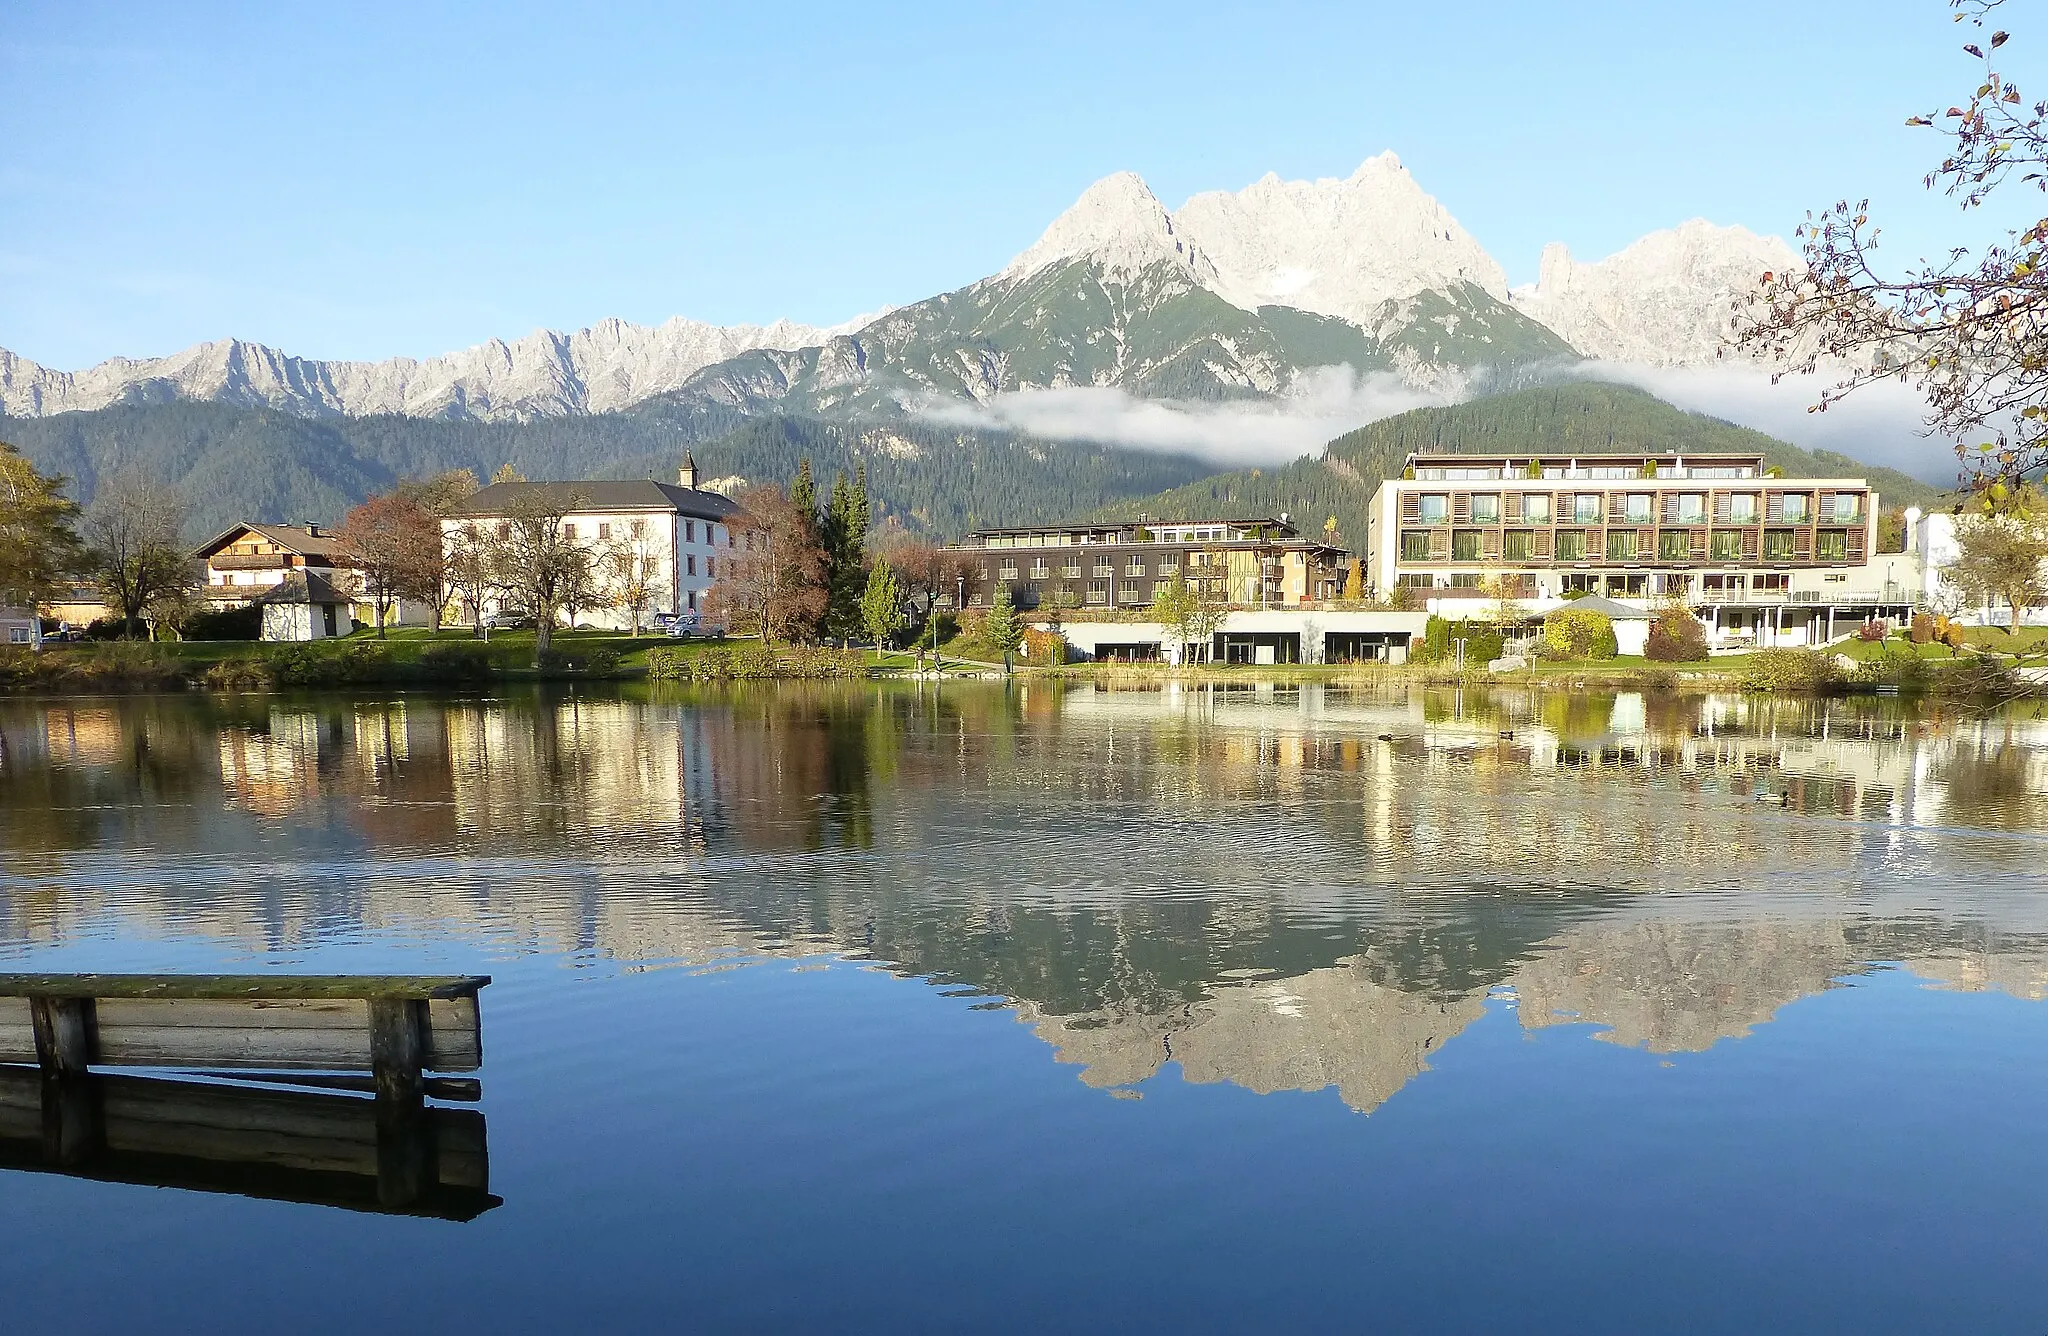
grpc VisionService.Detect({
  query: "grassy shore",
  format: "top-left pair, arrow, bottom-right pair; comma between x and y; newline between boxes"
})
6,624 -> 2042,696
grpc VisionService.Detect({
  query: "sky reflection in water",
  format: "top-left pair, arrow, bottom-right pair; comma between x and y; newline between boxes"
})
1,683 -> 2046,1334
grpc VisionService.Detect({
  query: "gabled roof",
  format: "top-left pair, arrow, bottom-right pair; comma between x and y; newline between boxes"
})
194,522 -> 356,562
1546,594 -> 1655,620
250,571 -> 352,606
447,480 -> 742,521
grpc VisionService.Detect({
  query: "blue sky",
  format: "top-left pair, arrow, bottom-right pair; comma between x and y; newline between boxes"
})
2,0 -> 2029,369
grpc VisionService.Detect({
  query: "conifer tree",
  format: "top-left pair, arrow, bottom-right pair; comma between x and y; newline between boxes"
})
986,582 -> 1023,673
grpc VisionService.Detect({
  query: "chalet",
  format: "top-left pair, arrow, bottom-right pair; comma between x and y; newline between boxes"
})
194,523 -> 361,604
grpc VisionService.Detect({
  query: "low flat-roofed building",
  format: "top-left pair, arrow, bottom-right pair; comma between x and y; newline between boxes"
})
951,516 -> 1347,612
1,606 -> 42,651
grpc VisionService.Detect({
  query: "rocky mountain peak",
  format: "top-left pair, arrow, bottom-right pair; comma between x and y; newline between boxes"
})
999,171 -> 1218,286
1173,153 -> 1508,325
1510,220 -> 1800,365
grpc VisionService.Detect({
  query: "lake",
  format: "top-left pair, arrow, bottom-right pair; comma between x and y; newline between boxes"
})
2,682 -> 2046,1333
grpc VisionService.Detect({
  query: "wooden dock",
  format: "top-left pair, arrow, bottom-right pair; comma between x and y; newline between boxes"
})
0,974 -> 496,1220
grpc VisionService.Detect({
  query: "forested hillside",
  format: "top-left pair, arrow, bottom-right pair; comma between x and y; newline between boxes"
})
0,402 -> 1212,540
1115,382 -> 1950,546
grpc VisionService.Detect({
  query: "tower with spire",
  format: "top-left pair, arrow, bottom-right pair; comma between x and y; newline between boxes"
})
679,451 -> 699,489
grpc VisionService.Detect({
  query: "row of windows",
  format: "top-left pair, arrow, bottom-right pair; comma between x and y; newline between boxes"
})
552,519 -> 730,544
1400,528 -> 1858,562
1412,491 -> 1860,526
1410,464 -> 1760,482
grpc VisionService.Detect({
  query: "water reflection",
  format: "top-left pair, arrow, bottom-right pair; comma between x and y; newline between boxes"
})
3,684 -> 2047,1118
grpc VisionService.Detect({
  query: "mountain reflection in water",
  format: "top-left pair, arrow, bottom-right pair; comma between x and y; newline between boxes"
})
4,683 -> 2045,1120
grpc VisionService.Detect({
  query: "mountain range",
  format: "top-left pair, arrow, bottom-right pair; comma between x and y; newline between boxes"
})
1,153 -> 1880,538
1,153 -> 1795,424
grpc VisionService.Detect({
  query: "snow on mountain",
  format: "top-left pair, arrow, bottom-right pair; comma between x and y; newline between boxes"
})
1174,152 -> 1509,323
0,164 -> 1801,424
1508,220 -> 1797,366
0,313 -> 865,421
998,171 -> 1219,287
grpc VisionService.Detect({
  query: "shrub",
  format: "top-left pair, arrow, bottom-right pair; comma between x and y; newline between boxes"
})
202,657 -> 274,691
1738,648 -> 1844,693
647,643 -> 865,682
1856,619 -> 1889,643
418,642 -> 495,683
1544,608 -> 1619,661
1644,607 -> 1708,662
183,603 -> 262,641
1909,612 -> 1935,645
1851,643 -> 1930,691
1021,627 -> 1067,665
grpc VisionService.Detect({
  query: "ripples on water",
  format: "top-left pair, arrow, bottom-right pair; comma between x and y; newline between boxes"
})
2,682 -> 2047,1333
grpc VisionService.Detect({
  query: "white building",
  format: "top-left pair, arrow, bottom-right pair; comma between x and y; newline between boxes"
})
1366,449 -> 1915,649
442,456 -> 742,630
250,571 -> 356,641
1052,609 -> 1428,665
2,606 -> 42,651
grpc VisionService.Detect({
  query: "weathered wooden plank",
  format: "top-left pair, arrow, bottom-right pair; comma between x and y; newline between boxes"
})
185,1072 -> 484,1102
96,997 -> 369,1031
0,997 -> 34,1064
369,998 -> 426,1107
424,995 -> 481,1071
93,1026 -> 376,1070
0,974 -> 490,1001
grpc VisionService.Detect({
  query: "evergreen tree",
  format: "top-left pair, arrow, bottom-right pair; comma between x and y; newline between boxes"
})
790,458 -> 819,532
0,441 -> 84,611
860,562 -> 907,650
820,466 -> 873,639
986,582 -> 1023,673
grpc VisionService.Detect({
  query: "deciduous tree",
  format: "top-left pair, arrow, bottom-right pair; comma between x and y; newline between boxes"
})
0,441 -> 83,612
84,471 -> 192,639
339,491 -> 442,637
1740,1 -> 2048,496
706,484 -> 827,645
1944,495 -> 2048,633
493,488 -> 592,661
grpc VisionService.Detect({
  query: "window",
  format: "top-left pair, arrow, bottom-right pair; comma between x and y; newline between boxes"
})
1754,572 -> 1790,594
1523,494 -> 1552,524
1764,529 -> 1796,560
1504,530 -> 1534,561
562,523 -> 577,540
1419,494 -> 1449,525
685,521 -> 695,542
999,563 -> 1019,580
1086,581 -> 1109,605
1556,530 -> 1587,561
1031,561 -> 1050,578
1830,493 -> 1862,522
1126,558 -> 1145,576
8,627 -> 28,645
1471,494 -> 1500,523
495,522 -> 512,539
1401,530 -> 1432,561
1816,529 -> 1850,561
1153,579 -> 1173,597
687,555 -> 697,577
1093,561 -> 1114,576
1562,572 -> 1599,594
1675,493 -> 1707,524
631,519 -> 646,538
1624,494 -> 1654,524
1729,494 -> 1759,523
1574,494 -> 1603,524
1607,530 -> 1638,560
1780,493 -> 1811,523
1658,531 -> 1689,560
1710,530 -> 1742,561
1452,530 -> 1482,561
1156,560 -> 1178,575
597,522 -> 612,540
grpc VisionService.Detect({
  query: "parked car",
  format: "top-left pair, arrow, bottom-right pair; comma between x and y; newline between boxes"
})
484,609 -> 535,630
666,613 -> 713,639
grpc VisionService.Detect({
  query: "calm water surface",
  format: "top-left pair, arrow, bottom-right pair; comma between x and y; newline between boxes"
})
2,682 -> 2047,1333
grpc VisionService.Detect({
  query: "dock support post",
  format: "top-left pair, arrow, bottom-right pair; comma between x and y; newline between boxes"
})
369,997 -> 431,1208
39,1073 -> 104,1168
30,996 -> 94,1076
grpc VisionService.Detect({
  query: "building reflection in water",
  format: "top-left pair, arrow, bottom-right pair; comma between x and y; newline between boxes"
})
3,683 -> 2046,1116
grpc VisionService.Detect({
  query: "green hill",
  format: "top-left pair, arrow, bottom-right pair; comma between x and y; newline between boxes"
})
1110,382 -> 1950,546
1,401 -> 1212,541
